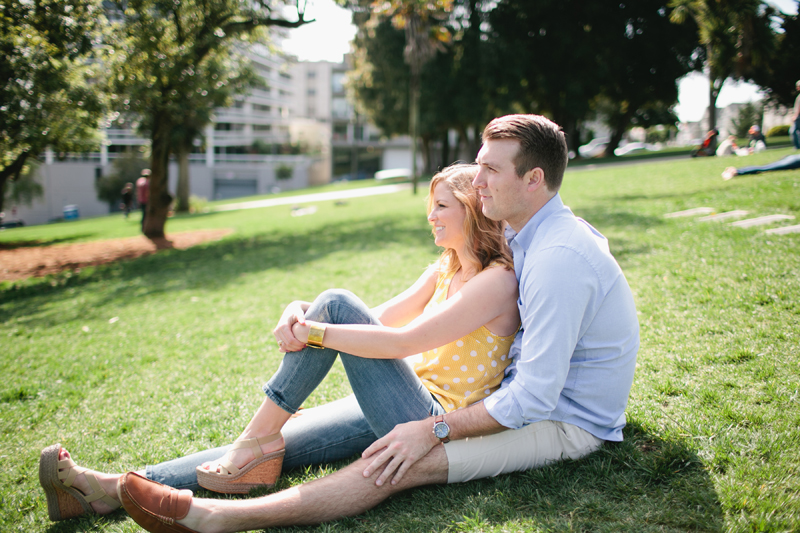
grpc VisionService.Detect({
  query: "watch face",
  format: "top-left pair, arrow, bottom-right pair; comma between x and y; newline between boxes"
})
433,422 -> 449,438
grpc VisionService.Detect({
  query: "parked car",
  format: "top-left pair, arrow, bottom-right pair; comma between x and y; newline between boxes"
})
578,137 -> 610,158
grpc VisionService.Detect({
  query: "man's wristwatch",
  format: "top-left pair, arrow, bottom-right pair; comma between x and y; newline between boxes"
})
432,414 -> 450,444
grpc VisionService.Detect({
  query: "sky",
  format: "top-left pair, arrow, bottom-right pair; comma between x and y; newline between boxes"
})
282,0 -> 799,123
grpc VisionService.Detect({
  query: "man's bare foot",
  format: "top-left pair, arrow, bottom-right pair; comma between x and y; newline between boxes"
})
199,433 -> 284,474
722,167 -> 738,180
58,448 -> 121,515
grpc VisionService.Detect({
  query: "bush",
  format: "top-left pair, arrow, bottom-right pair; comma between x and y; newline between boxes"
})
275,164 -> 293,180
767,125 -> 790,137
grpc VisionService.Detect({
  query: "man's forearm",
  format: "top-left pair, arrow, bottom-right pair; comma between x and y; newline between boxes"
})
445,401 -> 507,440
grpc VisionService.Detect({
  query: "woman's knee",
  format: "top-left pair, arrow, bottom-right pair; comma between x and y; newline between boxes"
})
307,289 -> 374,324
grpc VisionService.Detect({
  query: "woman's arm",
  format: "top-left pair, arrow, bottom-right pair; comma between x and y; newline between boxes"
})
371,266 -> 439,327
293,266 -> 519,359
273,267 -> 437,351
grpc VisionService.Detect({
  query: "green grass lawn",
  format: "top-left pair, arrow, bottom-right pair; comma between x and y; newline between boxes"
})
2,149 -> 799,532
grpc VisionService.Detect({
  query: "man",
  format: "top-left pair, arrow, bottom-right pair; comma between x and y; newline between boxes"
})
117,114 -> 641,532
136,169 -> 150,231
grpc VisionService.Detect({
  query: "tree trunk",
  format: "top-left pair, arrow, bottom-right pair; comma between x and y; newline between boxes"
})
421,135 -> 431,175
441,130 -> 450,169
708,76 -> 723,132
605,108 -> 635,157
409,71 -> 420,195
176,144 -> 191,213
0,151 -> 29,214
143,119 -> 173,242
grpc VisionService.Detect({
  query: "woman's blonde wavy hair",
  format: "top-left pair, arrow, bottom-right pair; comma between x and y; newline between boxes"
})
427,163 -> 514,278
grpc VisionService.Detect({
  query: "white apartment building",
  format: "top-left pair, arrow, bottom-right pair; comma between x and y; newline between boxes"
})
289,58 -> 414,182
10,45 -> 321,226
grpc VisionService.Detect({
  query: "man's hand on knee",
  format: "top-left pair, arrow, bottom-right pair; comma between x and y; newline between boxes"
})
361,419 -> 439,486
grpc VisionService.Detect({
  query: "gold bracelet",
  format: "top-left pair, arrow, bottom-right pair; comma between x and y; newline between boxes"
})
306,324 -> 327,349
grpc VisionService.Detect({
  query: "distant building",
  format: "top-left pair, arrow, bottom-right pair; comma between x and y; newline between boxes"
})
288,57 -> 414,182
12,45 -> 319,226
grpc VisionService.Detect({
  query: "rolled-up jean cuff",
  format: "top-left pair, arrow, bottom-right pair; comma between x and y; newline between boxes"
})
263,384 -> 299,415
444,420 -> 603,483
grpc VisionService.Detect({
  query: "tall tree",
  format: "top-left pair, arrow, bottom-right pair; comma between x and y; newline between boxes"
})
0,0 -> 106,213
486,0 -> 612,153
107,0 -> 310,239
349,0 -> 498,170
670,0 -> 778,131
366,0 -> 452,193
169,48 -> 257,213
750,9 -> 800,108
597,1 -> 703,155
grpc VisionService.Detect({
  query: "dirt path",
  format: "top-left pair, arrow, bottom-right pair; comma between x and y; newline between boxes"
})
0,229 -> 232,281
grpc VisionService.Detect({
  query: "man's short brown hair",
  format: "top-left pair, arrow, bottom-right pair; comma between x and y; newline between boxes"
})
482,114 -> 568,191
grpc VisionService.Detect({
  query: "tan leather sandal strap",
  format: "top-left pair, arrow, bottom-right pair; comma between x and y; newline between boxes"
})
59,460 -> 84,487
230,433 -> 282,460
218,457 -> 239,476
82,473 -> 121,508
257,432 -> 283,446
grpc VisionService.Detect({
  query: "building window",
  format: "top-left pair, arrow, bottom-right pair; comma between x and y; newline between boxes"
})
333,123 -> 348,141
232,100 -> 244,109
307,70 -> 316,78
253,103 -> 271,113
332,72 -> 345,93
307,88 -> 316,96
253,124 -> 272,131
215,122 -> 245,131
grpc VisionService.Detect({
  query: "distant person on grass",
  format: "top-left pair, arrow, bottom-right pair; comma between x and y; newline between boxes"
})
722,153 -> 800,180
39,115 -> 640,533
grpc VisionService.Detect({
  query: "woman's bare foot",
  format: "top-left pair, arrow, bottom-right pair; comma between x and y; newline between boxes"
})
58,448 -> 122,515
199,433 -> 285,475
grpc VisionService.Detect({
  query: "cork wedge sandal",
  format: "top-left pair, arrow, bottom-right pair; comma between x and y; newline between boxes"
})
39,443 -> 121,521
196,433 -> 284,494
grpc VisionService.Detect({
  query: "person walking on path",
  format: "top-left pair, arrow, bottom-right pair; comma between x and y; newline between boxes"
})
120,183 -> 134,219
136,169 -> 150,231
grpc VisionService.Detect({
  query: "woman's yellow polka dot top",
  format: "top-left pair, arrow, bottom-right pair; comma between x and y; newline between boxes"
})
413,266 -> 518,412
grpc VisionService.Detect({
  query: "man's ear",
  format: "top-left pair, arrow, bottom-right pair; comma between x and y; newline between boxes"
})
524,167 -> 546,192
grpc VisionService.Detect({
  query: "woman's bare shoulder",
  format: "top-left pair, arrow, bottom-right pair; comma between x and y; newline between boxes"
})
476,264 -> 518,293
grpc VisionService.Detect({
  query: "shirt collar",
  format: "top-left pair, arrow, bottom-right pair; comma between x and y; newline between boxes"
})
505,193 -> 564,250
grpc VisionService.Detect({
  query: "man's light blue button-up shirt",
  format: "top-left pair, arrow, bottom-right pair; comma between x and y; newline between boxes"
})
483,194 -> 639,442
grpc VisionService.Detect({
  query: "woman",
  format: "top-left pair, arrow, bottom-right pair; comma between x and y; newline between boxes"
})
39,164 -> 520,520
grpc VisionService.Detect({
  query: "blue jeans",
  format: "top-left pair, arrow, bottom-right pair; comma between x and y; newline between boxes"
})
146,289 -> 445,491
793,118 -> 800,150
737,154 -> 800,176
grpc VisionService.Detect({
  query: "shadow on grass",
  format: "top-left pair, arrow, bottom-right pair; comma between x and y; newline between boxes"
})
1,213 -> 434,322
574,207 -> 664,231
104,421 -> 718,533
308,422 -> 721,532
0,234 -> 99,250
